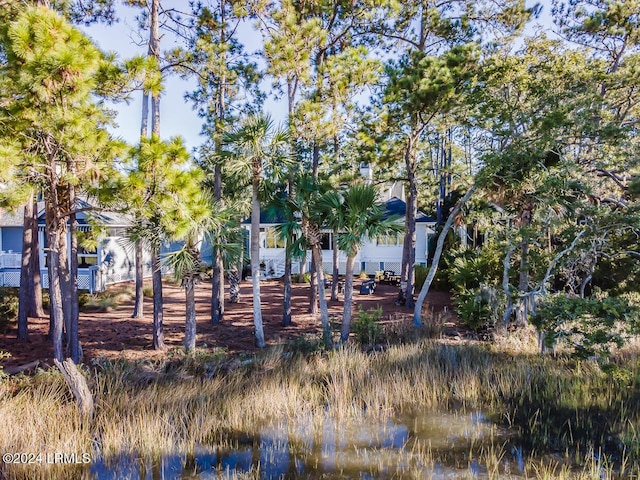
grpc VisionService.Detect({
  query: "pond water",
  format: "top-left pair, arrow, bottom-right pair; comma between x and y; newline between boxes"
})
89,409 -> 532,479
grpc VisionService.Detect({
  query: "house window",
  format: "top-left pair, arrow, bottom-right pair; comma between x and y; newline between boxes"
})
264,227 -> 285,249
320,233 -> 332,251
376,233 -> 402,246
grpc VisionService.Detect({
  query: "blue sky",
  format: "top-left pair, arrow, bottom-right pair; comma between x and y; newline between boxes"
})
82,1 -> 554,156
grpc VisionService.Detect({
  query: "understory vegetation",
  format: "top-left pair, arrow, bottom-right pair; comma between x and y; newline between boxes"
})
3,328 -> 640,479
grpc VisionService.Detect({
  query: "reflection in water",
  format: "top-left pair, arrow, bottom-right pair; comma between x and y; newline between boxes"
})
90,410 -> 524,479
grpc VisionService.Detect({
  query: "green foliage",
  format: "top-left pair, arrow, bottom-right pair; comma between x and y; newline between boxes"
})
292,272 -> 311,284
532,292 -> 640,359
414,264 -> 428,290
0,288 -> 19,334
446,245 -> 505,330
352,306 -> 383,345
285,334 -> 325,355
454,286 -> 503,331
0,350 -> 10,379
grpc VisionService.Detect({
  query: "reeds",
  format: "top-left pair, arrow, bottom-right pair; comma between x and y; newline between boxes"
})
2,334 -> 640,479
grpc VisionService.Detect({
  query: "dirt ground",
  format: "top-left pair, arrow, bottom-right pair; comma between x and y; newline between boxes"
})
0,279 -> 455,370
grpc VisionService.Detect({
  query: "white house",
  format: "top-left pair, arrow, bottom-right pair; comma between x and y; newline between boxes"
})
251,195 -> 436,279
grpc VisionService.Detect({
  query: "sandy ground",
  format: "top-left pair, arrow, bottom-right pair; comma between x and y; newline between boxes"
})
0,279 -> 455,370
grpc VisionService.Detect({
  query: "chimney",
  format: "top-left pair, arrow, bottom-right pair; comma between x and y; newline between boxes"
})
359,162 -> 372,184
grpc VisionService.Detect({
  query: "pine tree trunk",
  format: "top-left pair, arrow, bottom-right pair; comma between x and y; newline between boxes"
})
149,0 -> 160,136
140,91 -> 149,137
29,212 -> 44,318
515,208 -> 532,326
404,162 -> 418,309
502,245 -> 515,328
59,223 -> 71,348
184,277 -> 196,353
151,246 -> 165,350
251,181 -> 265,348
18,194 -> 44,340
210,108 -> 224,322
132,239 -> 144,318
340,255 -> 357,342
68,208 -> 81,363
311,245 -> 331,348
400,133 -> 417,308
211,4 -> 226,322
45,211 -> 64,361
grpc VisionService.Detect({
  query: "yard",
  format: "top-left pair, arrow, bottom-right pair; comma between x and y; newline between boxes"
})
0,279 -> 455,370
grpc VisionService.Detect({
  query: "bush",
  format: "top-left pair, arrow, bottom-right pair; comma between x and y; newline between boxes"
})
532,292 -> 640,359
446,245 -> 505,330
293,272 -> 311,283
353,306 -> 383,345
454,286 -> 503,331
414,264 -> 427,290
0,288 -> 19,333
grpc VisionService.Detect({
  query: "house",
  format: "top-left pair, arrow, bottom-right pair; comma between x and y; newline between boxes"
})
0,200 -> 175,293
251,195 -> 436,279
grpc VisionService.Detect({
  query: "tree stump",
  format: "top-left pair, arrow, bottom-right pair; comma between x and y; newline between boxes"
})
54,358 -> 94,419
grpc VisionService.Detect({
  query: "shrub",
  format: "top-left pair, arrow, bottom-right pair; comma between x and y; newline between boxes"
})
414,264 -> 427,290
0,288 -> 19,333
293,272 -> 311,283
532,292 -> 640,359
353,306 -> 383,345
454,285 -> 503,331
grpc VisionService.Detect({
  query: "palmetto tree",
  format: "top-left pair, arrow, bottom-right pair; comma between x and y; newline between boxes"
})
284,174 -> 335,348
223,114 -> 289,348
165,189 -> 214,354
319,183 -> 401,342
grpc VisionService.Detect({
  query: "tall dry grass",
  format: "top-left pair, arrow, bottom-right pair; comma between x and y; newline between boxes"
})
2,333 -> 640,478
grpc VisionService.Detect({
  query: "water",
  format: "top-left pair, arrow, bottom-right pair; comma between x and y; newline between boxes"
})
89,410 -> 530,479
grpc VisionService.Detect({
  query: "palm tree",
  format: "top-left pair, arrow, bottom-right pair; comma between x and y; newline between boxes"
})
284,174 -> 336,348
319,183 -> 401,342
166,189 -> 214,354
268,191 -> 308,326
223,114 -> 289,348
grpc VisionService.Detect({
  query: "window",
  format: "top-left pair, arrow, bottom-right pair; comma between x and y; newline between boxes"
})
264,227 -> 285,249
376,233 -> 402,246
320,233 -> 332,251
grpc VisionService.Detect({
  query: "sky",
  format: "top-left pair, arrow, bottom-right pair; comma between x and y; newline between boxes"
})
80,2 -> 284,155
81,1 -> 555,156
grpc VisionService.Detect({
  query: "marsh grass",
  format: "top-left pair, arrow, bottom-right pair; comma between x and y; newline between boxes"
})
2,333 -> 640,479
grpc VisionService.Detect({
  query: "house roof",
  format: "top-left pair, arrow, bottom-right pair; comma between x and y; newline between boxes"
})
383,197 -> 436,223
0,199 -> 131,228
0,201 -> 45,228
244,196 -> 436,226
